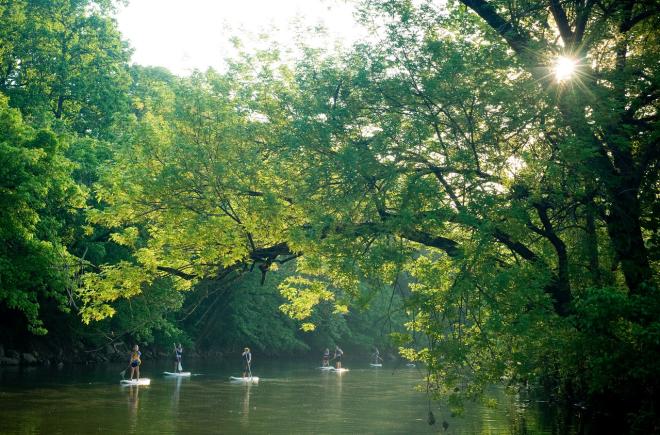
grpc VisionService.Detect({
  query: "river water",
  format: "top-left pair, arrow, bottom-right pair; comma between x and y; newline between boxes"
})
0,359 -> 564,434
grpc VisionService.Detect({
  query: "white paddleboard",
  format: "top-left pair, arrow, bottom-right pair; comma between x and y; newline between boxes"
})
164,371 -> 191,377
331,368 -> 349,373
120,378 -> 151,386
229,376 -> 259,383
406,363 -> 416,368
370,363 -> 383,367
318,366 -> 334,370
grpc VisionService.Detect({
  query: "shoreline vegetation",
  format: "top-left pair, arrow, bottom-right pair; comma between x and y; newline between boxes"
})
0,1 -> 657,433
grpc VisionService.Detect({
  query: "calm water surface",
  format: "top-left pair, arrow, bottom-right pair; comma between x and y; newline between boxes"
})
0,359 -> 559,434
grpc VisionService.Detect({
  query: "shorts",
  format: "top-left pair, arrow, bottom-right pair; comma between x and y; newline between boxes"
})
131,361 -> 140,367
335,355 -> 342,361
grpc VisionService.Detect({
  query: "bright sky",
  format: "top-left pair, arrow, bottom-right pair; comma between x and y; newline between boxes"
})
116,0 -> 365,75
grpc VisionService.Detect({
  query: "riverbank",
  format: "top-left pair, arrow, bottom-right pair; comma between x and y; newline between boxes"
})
0,340 -> 236,367
0,337 -> 398,369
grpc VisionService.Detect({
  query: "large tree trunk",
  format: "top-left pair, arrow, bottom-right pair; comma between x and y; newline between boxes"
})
605,181 -> 653,294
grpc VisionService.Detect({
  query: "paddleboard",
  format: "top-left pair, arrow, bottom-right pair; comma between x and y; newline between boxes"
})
164,371 -> 191,377
406,363 -> 416,368
370,363 -> 383,367
120,378 -> 151,386
229,376 -> 259,383
331,368 -> 349,373
318,366 -> 334,370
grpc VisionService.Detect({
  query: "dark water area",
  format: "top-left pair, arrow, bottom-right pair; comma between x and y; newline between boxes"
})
0,359 -> 576,434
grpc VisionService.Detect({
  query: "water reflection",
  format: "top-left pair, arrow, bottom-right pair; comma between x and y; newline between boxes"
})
126,385 -> 139,431
171,376 -> 182,410
241,383 -> 252,427
334,368 -> 344,403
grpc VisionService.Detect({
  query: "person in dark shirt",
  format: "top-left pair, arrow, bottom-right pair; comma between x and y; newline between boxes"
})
174,343 -> 183,373
242,347 -> 252,378
322,348 -> 330,367
129,345 -> 141,380
333,346 -> 344,369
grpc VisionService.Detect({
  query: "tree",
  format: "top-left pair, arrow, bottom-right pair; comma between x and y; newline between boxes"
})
261,0 -> 658,427
0,94 -> 85,333
80,64 -> 299,322
452,0 -> 659,297
78,59 -> 398,358
0,0 -> 130,136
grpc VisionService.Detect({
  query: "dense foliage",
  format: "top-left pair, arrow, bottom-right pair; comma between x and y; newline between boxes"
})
0,0 -> 658,431
0,95 -> 84,334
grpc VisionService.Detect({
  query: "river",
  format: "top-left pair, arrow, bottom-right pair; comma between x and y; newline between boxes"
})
0,359 -> 568,434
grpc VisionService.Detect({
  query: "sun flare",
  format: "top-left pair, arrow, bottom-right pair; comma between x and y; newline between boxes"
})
554,56 -> 578,82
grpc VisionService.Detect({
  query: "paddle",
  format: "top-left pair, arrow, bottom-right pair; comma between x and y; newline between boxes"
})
247,358 -> 252,379
120,363 -> 131,379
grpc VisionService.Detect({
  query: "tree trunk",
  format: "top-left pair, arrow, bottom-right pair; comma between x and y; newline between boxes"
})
55,95 -> 64,119
584,201 -> 601,287
605,184 -> 653,294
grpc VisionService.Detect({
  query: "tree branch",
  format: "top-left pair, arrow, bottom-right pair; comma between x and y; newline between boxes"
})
620,7 -> 660,33
157,266 -> 198,280
550,0 -> 575,46
459,0 -> 535,61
